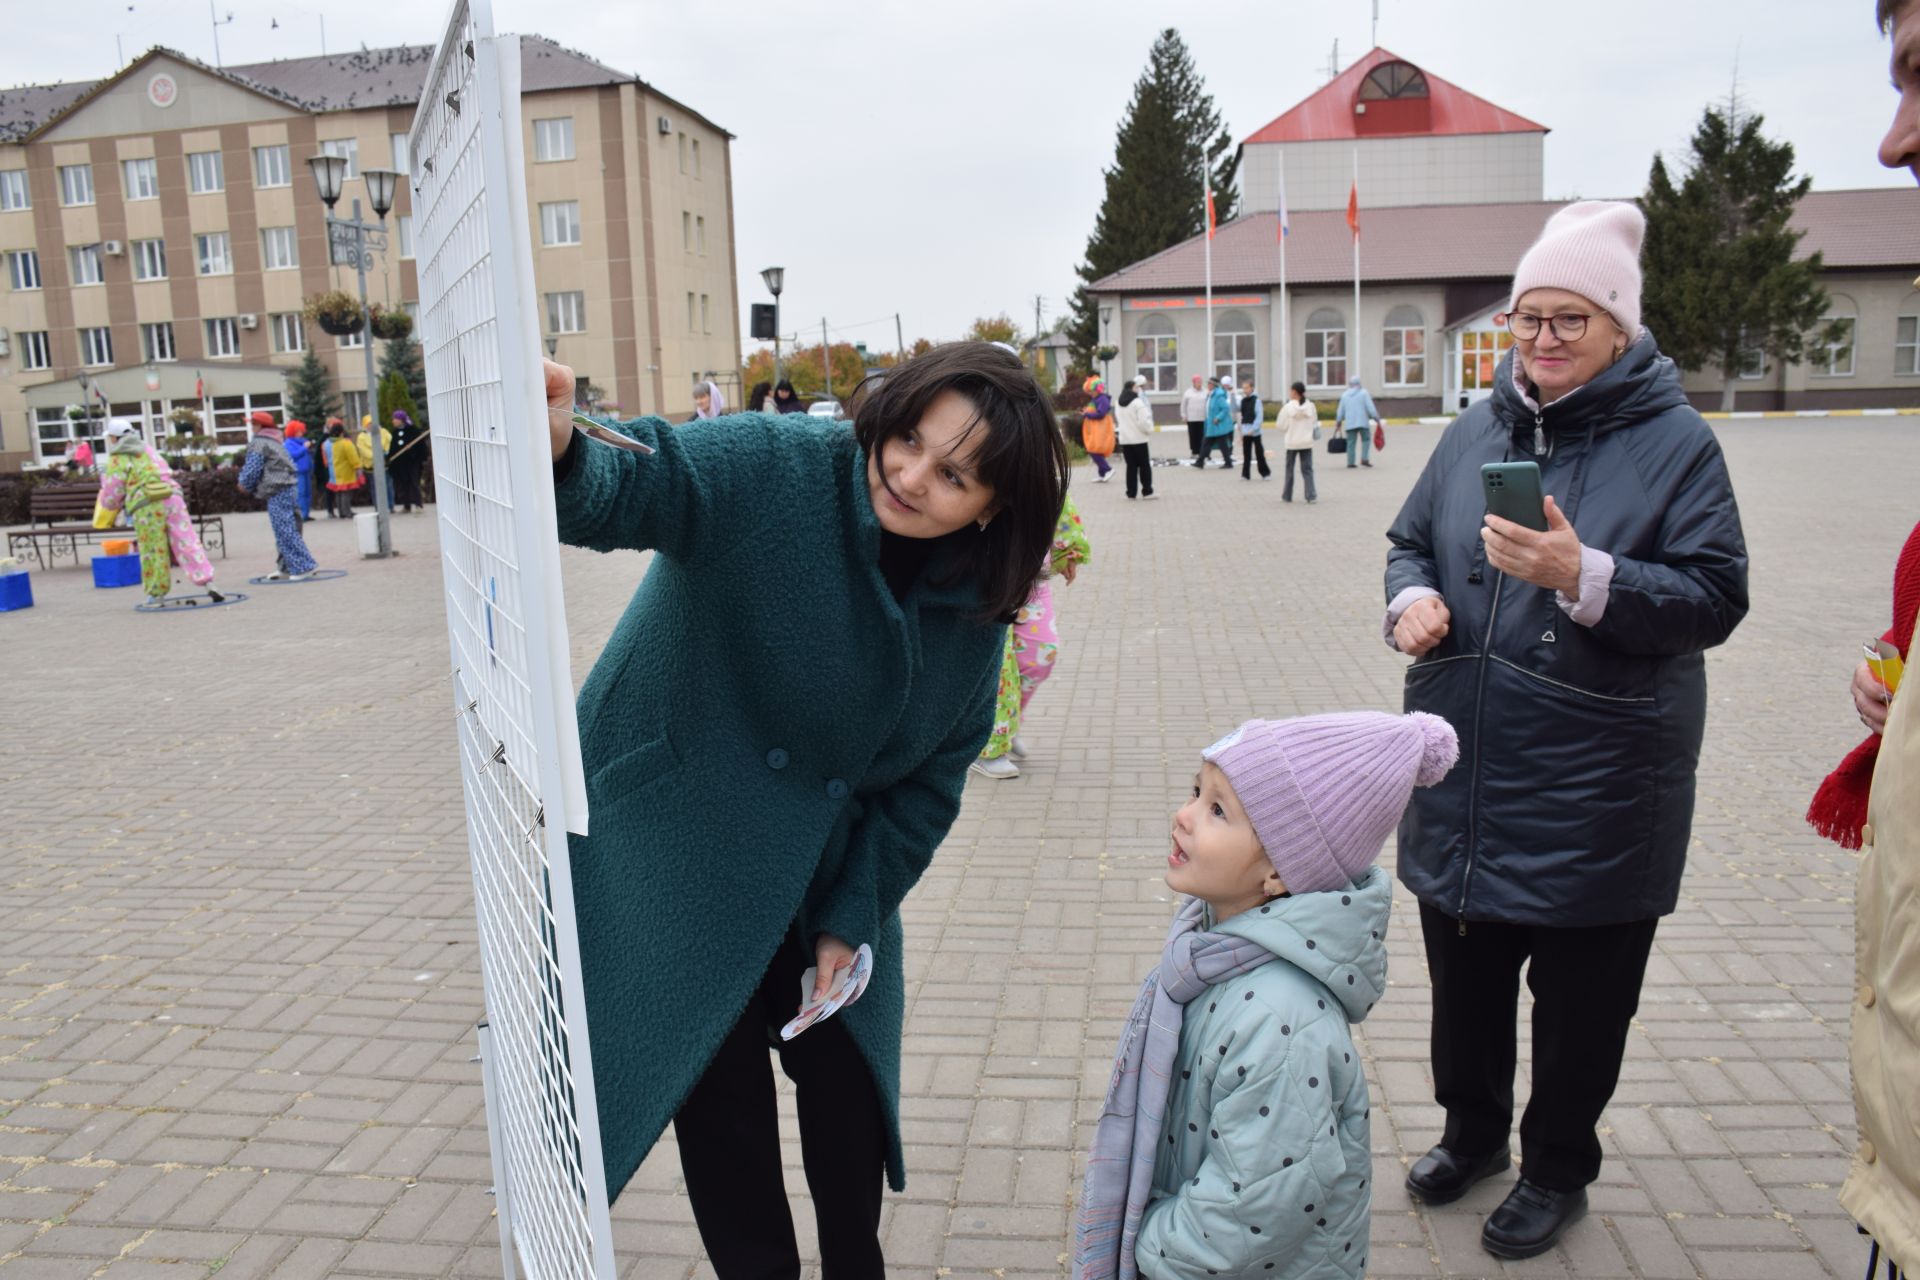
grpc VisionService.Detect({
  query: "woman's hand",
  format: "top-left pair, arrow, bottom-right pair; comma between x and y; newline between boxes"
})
1482,495 -> 1583,597
1395,596 -> 1451,657
1059,560 -> 1078,585
811,934 -> 855,1004
544,357 -> 576,461
1853,659 -> 1892,735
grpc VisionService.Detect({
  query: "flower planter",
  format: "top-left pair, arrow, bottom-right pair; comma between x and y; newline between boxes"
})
316,309 -> 365,337
369,308 -> 413,342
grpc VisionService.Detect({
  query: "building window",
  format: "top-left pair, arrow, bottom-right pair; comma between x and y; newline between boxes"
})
208,390 -> 284,447
1212,309 -> 1255,388
546,290 -> 586,334
58,163 -> 94,206
686,291 -> 696,332
196,232 -> 232,276
186,150 -> 224,194
1460,328 -> 1515,392
20,330 -> 51,370
253,144 -> 291,188
141,321 -> 176,362
7,249 -> 40,290
317,137 -> 358,179
1134,314 -> 1178,392
1305,308 -> 1348,388
81,326 -> 113,366
122,157 -> 159,200
1734,330 -> 1767,380
533,118 -> 574,162
1898,314 -> 1920,376
261,226 -> 299,271
692,138 -> 701,178
69,243 -> 105,286
339,328 -> 364,350
390,132 -> 410,176
0,169 -> 29,210
340,390 -> 368,424
272,312 -> 306,353
1382,305 -> 1427,387
701,293 -> 710,334
1816,314 -> 1855,377
696,215 -> 706,252
682,210 -> 692,251
133,237 -> 167,280
1360,61 -> 1430,101
539,200 -> 581,246
205,316 -> 242,358
678,132 -> 688,173
397,214 -> 414,260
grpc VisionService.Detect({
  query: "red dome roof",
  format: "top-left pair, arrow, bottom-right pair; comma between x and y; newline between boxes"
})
1243,47 -> 1548,145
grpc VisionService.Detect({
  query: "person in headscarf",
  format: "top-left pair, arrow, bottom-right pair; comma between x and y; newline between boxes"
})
387,409 -> 427,514
239,412 -> 318,581
92,419 -> 223,601
772,379 -> 806,414
693,380 -> 727,420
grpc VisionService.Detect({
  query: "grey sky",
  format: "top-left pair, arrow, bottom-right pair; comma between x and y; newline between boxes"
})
6,0 -> 1906,352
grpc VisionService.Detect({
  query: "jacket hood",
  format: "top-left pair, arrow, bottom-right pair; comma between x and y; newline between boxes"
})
1212,865 -> 1391,1022
1117,385 -> 1138,407
1490,330 -> 1691,443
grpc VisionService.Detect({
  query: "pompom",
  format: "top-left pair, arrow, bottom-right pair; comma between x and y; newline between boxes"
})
1409,712 -> 1460,787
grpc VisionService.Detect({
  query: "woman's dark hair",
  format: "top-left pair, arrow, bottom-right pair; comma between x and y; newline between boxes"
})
774,379 -> 797,400
1290,380 -> 1307,400
849,342 -> 1069,624
748,380 -> 772,412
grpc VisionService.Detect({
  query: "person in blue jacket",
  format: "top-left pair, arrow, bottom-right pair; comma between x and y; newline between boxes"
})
541,341 -> 1069,1277
283,420 -> 314,521
1334,377 -> 1380,468
1201,373 -> 1235,469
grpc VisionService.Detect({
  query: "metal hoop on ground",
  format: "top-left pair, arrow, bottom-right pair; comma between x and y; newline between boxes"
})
245,569 -> 349,585
133,592 -> 250,613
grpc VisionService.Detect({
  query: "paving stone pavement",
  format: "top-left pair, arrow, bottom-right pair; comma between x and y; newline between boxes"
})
2,419 -> 1913,1280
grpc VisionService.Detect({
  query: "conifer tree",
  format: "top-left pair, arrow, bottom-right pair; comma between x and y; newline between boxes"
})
284,347 -> 340,425
378,337 -> 429,428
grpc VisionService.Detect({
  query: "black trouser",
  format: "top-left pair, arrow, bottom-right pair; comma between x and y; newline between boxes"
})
1201,437 -> 1233,467
1186,421 -> 1204,461
1240,435 -> 1269,478
674,932 -> 887,1278
1121,442 -> 1154,497
1283,447 -> 1315,501
1418,899 -> 1658,1192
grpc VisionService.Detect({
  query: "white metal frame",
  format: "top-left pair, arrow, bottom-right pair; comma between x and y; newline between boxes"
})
408,2 -> 612,1275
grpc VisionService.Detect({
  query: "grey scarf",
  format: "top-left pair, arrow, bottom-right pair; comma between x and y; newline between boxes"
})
1073,897 -> 1276,1280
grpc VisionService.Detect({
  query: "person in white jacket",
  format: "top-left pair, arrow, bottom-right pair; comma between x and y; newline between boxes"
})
1278,380 -> 1319,504
1178,374 -> 1210,466
1116,374 -> 1158,500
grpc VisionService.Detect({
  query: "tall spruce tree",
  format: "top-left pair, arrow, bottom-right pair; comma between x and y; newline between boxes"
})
284,347 -> 340,425
1640,106 -> 1835,410
1067,30 -> 1238,370
378,337 -> 429,428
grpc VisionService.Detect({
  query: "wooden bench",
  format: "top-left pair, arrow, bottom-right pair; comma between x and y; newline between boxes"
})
6,482 -> 226,570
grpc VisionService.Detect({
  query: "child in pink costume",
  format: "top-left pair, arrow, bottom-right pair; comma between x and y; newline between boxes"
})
93,419 -> 221,598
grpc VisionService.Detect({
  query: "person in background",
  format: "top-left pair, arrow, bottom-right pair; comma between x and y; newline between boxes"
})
69,437 -> 96,477
283,420 -> 314,521
1237,376 -> 1269,481
1081,375 -> 1116,483
324,418 -> 361,519
240,411 -> 318,582
388,409 -> 427,514
748,380 -> 773,413
1201,374 -> 1235,469
1180,373 -> 1210,467
1336,376 -> 1381,469
773,379 -> 807,413
971,495 -> 1089,780
693,380 -> 727,421
1115,374 -> 1157,500
92,419 -> 223,602
1277,381 -> 1318,505
356,414 -> 394,509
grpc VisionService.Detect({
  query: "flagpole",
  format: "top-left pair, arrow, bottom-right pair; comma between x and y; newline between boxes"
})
1204,178 -> 1214,386
1351,148 -> 1362,389
1277,153 -> 1289,391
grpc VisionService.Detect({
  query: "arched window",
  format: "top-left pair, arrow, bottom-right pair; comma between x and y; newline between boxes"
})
1816,293 -> 1856,378
1382,304 -> 1426,387
1134,314 -> 1178,392
1359,62 -> 1429,101
1212,310 -> 1255,388
1898,292 -> 1920,376
1305,308 -> 1347,388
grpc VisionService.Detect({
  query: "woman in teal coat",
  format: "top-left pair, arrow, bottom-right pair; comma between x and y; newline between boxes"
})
542,343 -> 1068,1277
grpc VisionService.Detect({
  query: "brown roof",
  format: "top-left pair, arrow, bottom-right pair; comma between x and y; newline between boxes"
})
0,79 -> 99,143
1090,187 -> 1920,296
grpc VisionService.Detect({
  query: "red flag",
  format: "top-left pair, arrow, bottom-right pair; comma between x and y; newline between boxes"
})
1205,186 -> 1216,240
1345,181 -> 1360,239
195,372 -> 204,399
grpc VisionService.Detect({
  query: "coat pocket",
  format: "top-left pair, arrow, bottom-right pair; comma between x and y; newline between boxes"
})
587,732 -> 683,805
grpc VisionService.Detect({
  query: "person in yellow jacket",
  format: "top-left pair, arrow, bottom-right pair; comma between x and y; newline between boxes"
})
323,418 -> 362,518
355,414 -> 393,511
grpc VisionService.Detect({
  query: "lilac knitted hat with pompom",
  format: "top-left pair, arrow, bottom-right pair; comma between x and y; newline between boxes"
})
1201,711 -> 1460,895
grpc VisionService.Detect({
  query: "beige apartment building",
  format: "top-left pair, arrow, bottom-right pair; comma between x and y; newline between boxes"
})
0,38 -> 738,471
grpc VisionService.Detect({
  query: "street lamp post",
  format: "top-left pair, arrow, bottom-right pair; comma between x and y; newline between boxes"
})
1099,306 -> 1114,387
760,266 -> 785,387
308,153 -> 400,558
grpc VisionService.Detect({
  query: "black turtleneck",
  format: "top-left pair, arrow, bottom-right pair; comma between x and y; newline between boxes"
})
877,530 -> 935,603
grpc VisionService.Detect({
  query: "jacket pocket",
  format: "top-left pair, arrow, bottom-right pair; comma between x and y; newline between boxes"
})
587,732 -> 683,806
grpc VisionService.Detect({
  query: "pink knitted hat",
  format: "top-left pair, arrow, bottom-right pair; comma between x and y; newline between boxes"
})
1201,712 -> 1460,895
1509,200 -> 1646,338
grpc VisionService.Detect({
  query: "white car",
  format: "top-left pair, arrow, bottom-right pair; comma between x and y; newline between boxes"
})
807,400 -> 842,419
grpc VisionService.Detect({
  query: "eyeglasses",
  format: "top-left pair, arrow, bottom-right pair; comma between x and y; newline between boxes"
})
1505,311 -> 1601,341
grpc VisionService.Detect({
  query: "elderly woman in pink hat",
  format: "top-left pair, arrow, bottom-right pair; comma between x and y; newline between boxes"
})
1381,201 -> 1750,1259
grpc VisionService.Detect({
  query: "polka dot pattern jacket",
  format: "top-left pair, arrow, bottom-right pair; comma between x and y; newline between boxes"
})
1135,867 -> 1391,1279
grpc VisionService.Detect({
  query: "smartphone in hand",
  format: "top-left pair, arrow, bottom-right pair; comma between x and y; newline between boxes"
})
1481,462 -> 1549,533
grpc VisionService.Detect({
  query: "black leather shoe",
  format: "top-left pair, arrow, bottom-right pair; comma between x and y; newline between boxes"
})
1404,1144 -> 1512,1205
1481,1178 -> 1588,1259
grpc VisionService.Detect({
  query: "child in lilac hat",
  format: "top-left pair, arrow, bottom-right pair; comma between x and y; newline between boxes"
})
1075,711 -> 1458,1280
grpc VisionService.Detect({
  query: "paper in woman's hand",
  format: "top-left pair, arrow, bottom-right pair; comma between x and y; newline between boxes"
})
780,943 -> 873,1041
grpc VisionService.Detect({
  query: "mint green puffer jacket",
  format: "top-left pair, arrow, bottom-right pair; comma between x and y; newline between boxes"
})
1135,867 -> 1391,1279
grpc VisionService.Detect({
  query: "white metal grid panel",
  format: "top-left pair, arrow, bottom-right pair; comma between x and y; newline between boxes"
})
408,2 -> 614,1276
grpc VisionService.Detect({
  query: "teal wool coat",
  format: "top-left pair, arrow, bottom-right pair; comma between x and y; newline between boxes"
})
553,412 -> 1005,1199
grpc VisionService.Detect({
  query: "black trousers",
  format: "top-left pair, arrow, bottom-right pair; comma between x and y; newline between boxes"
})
1282,447 -> 1315,501
1121,442 -> 1154,497
1201,437 -> 1233,466
674,933 -> 887,1278
1240,435 -> 1269,478
1186,421 -> 1205,460
1418,899 -> 1658,1192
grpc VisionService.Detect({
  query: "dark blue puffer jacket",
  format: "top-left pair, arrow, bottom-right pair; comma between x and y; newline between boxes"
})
1384,334 -> 1749,927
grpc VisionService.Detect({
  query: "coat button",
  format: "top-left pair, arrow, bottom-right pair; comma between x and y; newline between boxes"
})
1861,1139 -> 1878,1165
766,749 -> 789,770
1861,984 -> 1877,1009
826,778 -> 849,799
1861,822 -> 1874,847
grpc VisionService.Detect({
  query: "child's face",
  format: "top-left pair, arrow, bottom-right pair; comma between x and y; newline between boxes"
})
694,391 -> 711,412
1168,762 -> 1284,921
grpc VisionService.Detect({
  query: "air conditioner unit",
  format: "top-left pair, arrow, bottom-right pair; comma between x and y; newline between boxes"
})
237,313 -> 258,330
657,115 -> 672,134
101,239 -> 124,255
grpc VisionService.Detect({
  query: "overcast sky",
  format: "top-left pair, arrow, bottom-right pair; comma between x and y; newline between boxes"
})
5,0 -> 1907,351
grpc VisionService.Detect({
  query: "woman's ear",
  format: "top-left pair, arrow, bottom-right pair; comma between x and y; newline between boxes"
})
1262,869 -> 1287,899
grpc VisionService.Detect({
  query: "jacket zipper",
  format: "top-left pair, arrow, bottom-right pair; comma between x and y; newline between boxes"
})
1458,569 -> 1506,935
